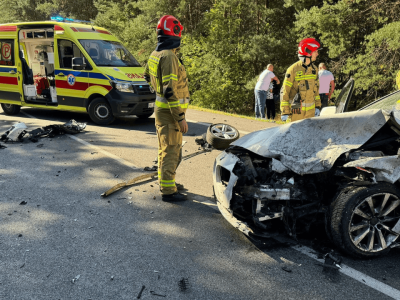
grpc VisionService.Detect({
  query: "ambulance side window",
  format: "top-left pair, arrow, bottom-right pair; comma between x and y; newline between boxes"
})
58,39 -> 91,70
0,40 -> 14,66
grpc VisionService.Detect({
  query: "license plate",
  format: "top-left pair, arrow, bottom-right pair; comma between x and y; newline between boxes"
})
148,102 -> 155,108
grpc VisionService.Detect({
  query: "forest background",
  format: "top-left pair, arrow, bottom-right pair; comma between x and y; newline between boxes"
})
1,0 -> 400,114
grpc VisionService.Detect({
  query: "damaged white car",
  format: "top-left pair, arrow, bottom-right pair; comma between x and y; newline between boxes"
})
213,81 -> 400,258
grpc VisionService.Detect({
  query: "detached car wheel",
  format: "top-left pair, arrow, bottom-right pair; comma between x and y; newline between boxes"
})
88,98 -> 115,125
330,183 -> 400,258
1,103 -> 21,115
136,113 -> 153,119
206,123 -> 240,150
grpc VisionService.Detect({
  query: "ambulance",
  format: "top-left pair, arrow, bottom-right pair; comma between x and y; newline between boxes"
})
0,20 -> 155,125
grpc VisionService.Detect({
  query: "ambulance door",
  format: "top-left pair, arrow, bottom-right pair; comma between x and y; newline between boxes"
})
55,39 -> 88,109
0,38 -> 20,104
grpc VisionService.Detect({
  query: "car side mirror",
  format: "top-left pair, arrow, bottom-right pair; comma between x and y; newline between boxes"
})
72,57 -> 85,70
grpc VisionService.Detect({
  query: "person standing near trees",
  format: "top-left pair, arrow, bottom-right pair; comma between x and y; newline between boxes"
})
318,63 -> 335,108
254,64 -> 280,119
280,38 -> 321,122
144,15 -> 190,202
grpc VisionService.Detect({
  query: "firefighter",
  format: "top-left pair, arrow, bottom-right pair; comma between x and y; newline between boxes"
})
280,38 -> 322,122
144,15 -> 190,202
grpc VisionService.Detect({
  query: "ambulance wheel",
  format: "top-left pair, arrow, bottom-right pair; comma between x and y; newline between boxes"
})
136,113 -> 153,119
1,104 -> 21,115
88,98 -> 115,125
206,123 -> 240,150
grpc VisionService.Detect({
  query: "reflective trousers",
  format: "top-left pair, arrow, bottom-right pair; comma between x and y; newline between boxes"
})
156,121 -> 182,195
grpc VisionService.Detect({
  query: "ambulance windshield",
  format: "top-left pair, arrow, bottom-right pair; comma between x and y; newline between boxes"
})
79,40 -> 140,67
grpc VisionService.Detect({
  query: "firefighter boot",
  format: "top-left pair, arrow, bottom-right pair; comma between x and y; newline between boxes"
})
162,192 -> 187,202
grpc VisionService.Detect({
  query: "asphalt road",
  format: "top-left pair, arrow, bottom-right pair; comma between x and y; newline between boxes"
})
0,107 -> 399,300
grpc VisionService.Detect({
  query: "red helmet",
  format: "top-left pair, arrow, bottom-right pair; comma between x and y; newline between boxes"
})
157,15 -> 184,38
298,38 -> 321,56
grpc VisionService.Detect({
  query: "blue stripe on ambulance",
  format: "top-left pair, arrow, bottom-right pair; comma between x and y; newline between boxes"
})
0,67 -> 17,72
55,70 -> 109,80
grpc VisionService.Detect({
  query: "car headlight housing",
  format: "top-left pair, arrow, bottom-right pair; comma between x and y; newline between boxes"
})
110,81 -> 134,93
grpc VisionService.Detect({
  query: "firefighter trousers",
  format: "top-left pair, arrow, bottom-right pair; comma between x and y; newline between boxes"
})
156,123 -> 182,195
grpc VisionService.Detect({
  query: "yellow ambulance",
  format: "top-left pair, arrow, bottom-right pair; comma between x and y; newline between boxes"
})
0,20 -> 155,124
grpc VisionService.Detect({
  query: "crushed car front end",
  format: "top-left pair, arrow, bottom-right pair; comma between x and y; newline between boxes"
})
213,108 -> 400,258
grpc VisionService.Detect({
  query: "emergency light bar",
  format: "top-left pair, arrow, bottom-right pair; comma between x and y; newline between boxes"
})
50,16 -> 92,24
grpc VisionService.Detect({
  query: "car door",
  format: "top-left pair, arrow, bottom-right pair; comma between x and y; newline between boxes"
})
54,39 -> 88,110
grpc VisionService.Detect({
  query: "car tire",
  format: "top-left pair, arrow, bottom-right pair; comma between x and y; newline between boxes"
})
136,113 -> 153,119
88,98 -> 115,125
330,183 -> 400,258
1,103 -> 21,115
206,123 -> 240,150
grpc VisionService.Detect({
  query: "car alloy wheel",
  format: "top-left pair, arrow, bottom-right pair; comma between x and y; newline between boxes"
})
210,124 -> 238,140
206,123 -> 240,150
349,193 -> 400,252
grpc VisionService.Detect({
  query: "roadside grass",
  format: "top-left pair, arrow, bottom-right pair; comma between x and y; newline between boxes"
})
189,105 -> 285,124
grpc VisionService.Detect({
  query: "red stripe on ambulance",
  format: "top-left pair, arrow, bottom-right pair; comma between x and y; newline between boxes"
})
0,76 -> 18,85
56,80 -> 112,91
56,80 -> 88,91
0,26 -> 17,32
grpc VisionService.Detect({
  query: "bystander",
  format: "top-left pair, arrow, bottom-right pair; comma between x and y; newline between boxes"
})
318,63 -> 335,108
254,64 -> 280,119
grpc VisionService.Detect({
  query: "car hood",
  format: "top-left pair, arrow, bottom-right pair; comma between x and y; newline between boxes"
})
231,109 -> 390,175
97,67 -> 147,82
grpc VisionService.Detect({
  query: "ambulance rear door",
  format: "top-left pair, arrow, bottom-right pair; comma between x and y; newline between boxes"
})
0,25 -> 21,105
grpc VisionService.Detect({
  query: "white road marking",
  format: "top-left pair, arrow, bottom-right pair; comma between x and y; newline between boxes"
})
192,199 -> 217,207
20,110 -> 140,170
293,245 -> 400,300
22,109 -> 400,299
186,119 -> 250,135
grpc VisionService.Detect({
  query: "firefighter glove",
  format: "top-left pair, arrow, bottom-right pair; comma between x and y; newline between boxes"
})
315,108 -> 320,117
292,108 -> 301,114
281,115 -> 289,122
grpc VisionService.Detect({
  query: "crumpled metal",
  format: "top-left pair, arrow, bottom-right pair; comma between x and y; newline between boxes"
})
231,109 -> 390,175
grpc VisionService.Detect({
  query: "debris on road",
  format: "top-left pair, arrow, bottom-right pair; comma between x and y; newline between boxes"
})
101,172 -> 158,197
150,291 -> 166,297
324,252 -> 342,270
19,201 -> 27,205
137,285 -> 146,299
281,266 -> 292,273
71,274 -> 81,283
1,120 -> 86,143
178,277 -> 189,292
36,144 -> 44,148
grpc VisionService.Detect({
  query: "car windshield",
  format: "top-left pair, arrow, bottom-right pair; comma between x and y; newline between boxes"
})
79,40 -> 140,67
359,90 -> 400,111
